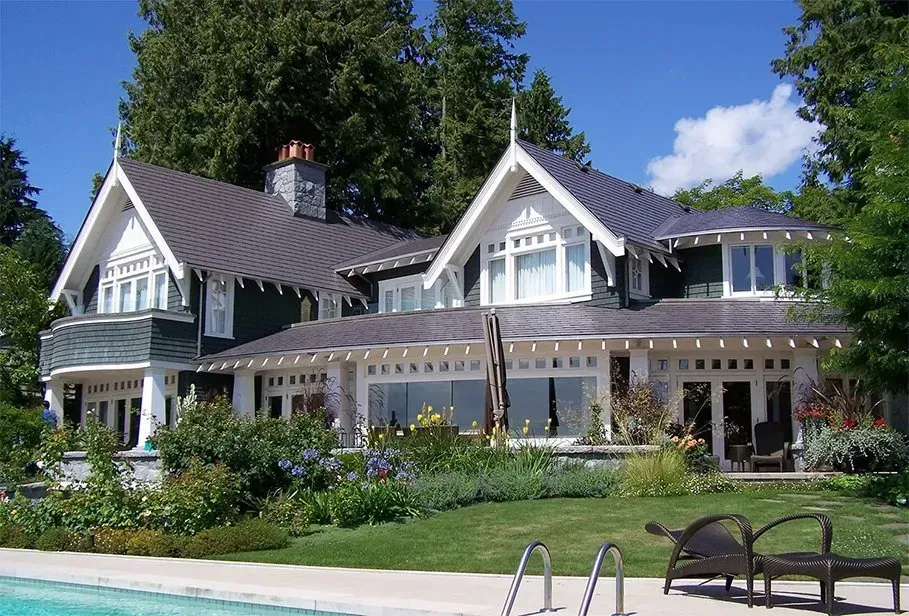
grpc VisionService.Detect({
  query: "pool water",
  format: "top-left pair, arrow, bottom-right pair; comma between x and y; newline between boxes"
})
0,577 -> 352,616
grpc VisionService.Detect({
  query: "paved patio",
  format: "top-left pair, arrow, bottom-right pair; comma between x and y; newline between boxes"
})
0,548 -> 903,616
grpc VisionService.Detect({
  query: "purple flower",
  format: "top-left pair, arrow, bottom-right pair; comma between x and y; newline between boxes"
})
319,457 -> 341,471
302,448 -> 320,461
278,459 -> 292,471
346,471 -> 359,481
291,465 -> 307,478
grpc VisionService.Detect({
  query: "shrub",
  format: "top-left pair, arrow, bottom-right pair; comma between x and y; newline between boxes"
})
804,422 -> 909,472
0,524 -> 35,548
684,471 -> 741,494
258,490 -> 313,536
412,473 -> 480,511
478,468 -> 547,502
329,480 -> 419,527
35,526 -> 71,551
144,461 -> 241,535
544,464 -> 620,498
609,378 -> 679,446
125,529 -> 188,557
92,527 -> 136,555
620,449 -> 688,497
575,401 -> 609,445
298,490 -> 332,525
0,403 -> 45,485
183,519 -> 289,558
824,471 -> 909,507
151,394 -> 337,500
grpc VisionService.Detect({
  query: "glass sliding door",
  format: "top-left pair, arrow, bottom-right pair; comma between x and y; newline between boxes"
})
766,381 -> 793,444
721,382 -> 752,458
682,382 -> 713,452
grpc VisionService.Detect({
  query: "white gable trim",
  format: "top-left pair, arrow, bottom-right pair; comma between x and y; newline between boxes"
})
423,145 -> 625,289
51,161 -> 185,304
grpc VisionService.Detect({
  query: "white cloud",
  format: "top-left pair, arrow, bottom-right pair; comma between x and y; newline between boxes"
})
646,84 -> 818,195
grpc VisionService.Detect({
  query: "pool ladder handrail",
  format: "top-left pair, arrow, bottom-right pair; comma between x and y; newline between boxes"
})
500,540 -> 554,616
577,542 -> 625,616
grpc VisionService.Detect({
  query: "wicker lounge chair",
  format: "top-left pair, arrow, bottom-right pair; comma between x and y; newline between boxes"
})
645,513 -> 832,608
750,422 -> 789,472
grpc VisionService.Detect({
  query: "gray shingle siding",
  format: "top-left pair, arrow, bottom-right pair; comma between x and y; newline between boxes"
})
38,313 -> 197,377
680,245 -> 724,298
589,246 -> 625,308
83,266 -> 100,314
463,246 -> 480,307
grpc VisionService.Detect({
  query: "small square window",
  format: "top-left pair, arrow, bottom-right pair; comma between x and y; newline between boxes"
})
395,364 -> 404,374
781,359 -> 791,370
439,361 -> 449,372
536,234 -> 544,244
454,360 -> 465,372
569,356 -> 581,368
765,358 -> 775,370
552,357 -> 564,368
424,362 -> 434,373
524,236 -> 532,246
564,228 -> 573,239
267,378 -> 273,387
586,356 -> 598,368
712,359 -> 721,370
469,360 -> 481,371
679,359 -> 689,370
310,374 -> 318,383
320,373 -> 327,383
367,365 -> 376,376
409,363 -> 418,374
290,375 -> 296,385
513,239 -> 521,248
277,377 -> 283,386
728,359 -> 738,369
499,242 -> 506,251
744,359 -> 754,370
658,359 -> 669,371
548,232 -> 556,242
381,364 -> 390,375
535,357 -> 547,369
695,359 -> 705,370
577,226 -> 584,236
518,358 -> 530,370
487,244 -> 495,253
504,360 -> 513,369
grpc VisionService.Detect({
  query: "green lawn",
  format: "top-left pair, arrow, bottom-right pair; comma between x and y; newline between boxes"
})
220,492 -> 908,578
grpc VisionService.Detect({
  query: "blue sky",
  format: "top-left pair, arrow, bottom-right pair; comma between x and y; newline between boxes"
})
0,1 -> 814,238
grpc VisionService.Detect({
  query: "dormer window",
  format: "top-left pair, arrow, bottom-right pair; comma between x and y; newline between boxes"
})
205,275 -> 234,337
627,255 -> 650,298
319,293 -> 341,320
97,252 -> 169,314
378,274 -> 459,313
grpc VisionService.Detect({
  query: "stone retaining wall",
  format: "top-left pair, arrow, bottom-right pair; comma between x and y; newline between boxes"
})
61,450 -> 162,484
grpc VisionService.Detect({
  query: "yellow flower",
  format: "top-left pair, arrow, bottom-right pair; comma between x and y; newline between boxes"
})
546,417 -> 552,425
427,405 -> 433,413
522,426 -> 529,435
543,426 -> 549,432
378,433 -> 385,440
525,418 -> 530,426
416,414 -> 423,422
409,424 -> 416,432
472,420 -> 478,428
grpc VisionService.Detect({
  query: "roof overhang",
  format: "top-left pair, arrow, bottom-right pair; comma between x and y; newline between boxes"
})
335,248 -> 438,277
657,226 -> 835,242
423,144 -> 626,289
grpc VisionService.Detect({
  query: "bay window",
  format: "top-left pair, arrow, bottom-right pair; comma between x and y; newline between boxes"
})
97,252 -> 169,314
482,223 -> 591,304
730,243 -> 775,295
205,275 -> 234,337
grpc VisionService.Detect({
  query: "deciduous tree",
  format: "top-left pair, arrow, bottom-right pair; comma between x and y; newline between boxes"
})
672,171 -> 793,212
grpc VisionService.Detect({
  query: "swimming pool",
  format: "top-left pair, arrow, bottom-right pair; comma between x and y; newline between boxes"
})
0,576 -> 355,616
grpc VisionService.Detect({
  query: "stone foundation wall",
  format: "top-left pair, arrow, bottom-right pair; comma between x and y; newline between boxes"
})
61,450 -> 162,484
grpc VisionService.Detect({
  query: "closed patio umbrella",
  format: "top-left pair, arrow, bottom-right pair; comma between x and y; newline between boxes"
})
482,309 -> 510,433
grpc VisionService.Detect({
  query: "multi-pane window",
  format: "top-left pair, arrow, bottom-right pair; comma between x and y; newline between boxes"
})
378,275 -> 459,313
97,253 -> 169,314
515,248 -> 556,299
488,258 -> 506,303
565,243 -> 586,293
630,259 -> 642,292
730,244 -> 775,294
205,275 -> 234,337
318,293 -> 341,320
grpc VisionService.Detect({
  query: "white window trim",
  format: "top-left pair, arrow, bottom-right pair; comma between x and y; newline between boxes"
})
627,255 -> 650,299
480,223 -> 592,306
722,241 -> 779,297
97,250 -> 169,314
205,275 -> 235,338
318,292 -> 342,320
378,273 -> 461,314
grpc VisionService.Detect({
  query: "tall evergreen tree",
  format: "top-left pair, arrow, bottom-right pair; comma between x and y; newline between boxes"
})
517,69 -> 589,162
425,0 -> 528,230
123,0 -> 433,228
0,136 -> 44,247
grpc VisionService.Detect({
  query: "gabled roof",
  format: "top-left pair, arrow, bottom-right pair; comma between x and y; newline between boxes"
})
334,234 -> 447,272
518,140 -> 689,250
199,300 -> 848,361
653,206 -> 833,240
117,158 -> 420,297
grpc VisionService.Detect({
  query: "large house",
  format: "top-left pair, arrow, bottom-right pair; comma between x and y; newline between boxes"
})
40,124 -> 905,466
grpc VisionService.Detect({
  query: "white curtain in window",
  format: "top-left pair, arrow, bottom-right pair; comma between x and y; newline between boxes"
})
565,244 -> 585,293
154,273 -> 167,309
101,286 -> 114,313
136,277 -> 149,310
516,248 -> 556,299
489,258 -> 506,303
209,278 -> 228,332
119,281 -> 133,312
421,285 -> 436,310
400,286 -> 415,311
384,290 -> 394,313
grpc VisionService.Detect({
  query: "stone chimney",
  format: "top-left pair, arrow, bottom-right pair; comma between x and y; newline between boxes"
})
264,140 -> 327,219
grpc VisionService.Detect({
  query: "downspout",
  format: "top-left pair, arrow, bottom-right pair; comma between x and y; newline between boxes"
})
196,271 -> 208,357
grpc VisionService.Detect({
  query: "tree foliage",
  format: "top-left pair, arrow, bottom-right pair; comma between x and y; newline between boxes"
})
0,136 -> 44,246
518,69 -> 590,163
772,0 -> 908,187
672,171 -> 793,212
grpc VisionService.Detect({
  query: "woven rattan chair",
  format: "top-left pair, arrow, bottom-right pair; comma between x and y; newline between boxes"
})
645,513 -> 833,608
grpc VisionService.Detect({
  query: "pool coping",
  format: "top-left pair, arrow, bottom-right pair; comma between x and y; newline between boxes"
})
1,548 -> 904,616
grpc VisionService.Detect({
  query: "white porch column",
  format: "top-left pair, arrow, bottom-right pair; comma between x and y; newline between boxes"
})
629,349 -> 649,385
232,370 -> 256,417
43,379 -> 64,420
137,368 -> 166,448
355,361 -> 369,447
599,350 -> 612,440
792,350 -> 820,446
326,362 -> 357,445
